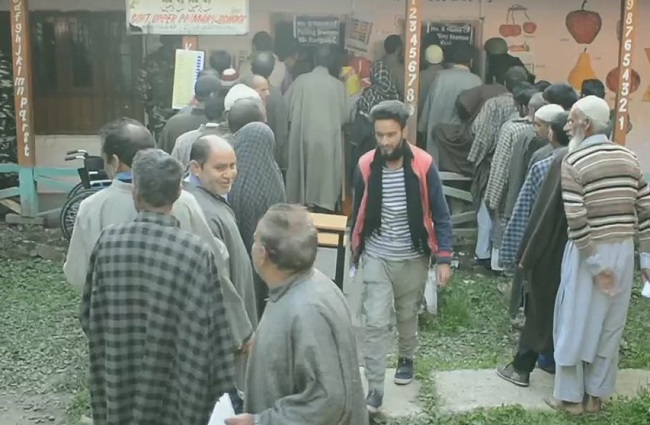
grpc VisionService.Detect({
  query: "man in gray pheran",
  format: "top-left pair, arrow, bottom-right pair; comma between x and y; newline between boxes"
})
226,204 -> 368,425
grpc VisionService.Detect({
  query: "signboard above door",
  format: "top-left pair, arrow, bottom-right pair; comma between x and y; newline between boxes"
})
294,16 -> 340,45
425,22 -> 475,47
126,0 -> 249,35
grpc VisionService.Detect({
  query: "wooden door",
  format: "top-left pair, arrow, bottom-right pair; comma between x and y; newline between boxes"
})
30,12 -> 144,134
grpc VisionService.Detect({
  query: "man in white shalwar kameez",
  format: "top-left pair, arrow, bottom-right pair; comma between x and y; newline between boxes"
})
549,96 -> 650,414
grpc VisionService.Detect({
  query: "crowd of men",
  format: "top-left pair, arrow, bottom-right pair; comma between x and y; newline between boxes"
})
60,29 -> 649,423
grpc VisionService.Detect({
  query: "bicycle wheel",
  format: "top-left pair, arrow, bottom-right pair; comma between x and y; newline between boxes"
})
60,188 -> 101,241
67,182 -> 85,199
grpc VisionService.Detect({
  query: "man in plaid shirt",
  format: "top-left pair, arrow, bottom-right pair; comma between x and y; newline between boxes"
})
81,149 -> 235,425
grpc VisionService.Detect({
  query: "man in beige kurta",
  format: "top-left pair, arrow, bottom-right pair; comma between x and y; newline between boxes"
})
63,118 -> 254,356
285,45 -> 348,212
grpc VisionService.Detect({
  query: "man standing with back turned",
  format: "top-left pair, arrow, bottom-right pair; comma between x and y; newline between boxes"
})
81,149 -> 235,425
350,100 -> 453,413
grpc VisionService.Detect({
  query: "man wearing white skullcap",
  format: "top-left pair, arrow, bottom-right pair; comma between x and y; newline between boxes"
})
418,42 -> 481,158
547,95 -> 650,414
524,103 -> 566,167
224,83 -> 261,112
417,45 -> 444,117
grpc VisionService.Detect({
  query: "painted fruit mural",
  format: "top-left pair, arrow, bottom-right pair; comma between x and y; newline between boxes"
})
606,66 -> 641,94
566,0 -> 602,44
568,49 -> 598,91
499,4 -> 536,38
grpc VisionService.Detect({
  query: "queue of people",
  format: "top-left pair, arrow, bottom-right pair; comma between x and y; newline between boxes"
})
61,29 -> 649,423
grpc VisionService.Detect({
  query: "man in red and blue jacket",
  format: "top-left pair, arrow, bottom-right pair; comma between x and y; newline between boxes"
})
350,100 -> 453,413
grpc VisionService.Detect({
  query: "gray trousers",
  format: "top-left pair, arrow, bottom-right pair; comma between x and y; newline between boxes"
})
362,254 -> 429,394
554,353 -> 618,403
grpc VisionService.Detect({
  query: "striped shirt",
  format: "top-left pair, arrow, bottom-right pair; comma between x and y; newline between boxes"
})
364,167 -> 422,260
561,135 -> 650,257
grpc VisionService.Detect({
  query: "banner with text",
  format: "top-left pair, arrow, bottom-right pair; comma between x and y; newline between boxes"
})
127,0 -> 249,35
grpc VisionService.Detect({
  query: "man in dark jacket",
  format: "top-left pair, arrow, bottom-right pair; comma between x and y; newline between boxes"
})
350,100 -> 453,413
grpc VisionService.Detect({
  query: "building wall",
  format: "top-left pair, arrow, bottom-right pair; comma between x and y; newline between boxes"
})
1,0 -> 649,191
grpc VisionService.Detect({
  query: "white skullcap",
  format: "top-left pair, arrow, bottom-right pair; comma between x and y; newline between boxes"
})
535,104 -> 564,123
424,45 -> 444,65
573,95 -> 610,125
224,83 -> 261,111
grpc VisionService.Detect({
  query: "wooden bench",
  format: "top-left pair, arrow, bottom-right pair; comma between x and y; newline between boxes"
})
310,212 -> 348,290
440,172 -> 477,241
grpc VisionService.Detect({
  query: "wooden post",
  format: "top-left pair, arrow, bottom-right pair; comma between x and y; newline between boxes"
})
613,0 -> 637,146
404,0 -> 422,145
10,0 -> 38,217
182,36 -> 199,50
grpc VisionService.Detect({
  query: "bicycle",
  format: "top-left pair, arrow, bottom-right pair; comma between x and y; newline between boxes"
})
59,150 -> 112,241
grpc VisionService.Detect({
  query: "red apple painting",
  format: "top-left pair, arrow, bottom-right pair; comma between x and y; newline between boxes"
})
500,4 -> 537,38
566,0 -> 602,44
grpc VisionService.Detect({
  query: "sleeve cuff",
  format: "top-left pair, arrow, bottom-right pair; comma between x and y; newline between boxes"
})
436,251 -> 453,264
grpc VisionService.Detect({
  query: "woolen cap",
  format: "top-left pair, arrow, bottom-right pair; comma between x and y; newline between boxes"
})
424,45 -> 444,65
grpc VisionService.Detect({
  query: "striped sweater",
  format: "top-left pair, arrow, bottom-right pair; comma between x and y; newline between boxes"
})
561,136 -> 650,258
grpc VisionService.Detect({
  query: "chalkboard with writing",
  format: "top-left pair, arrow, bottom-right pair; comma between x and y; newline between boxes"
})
425,22 -> 475,47
294,16 -> 340,46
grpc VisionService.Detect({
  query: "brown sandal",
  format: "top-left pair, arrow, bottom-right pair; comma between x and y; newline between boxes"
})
545,397 -> 585,415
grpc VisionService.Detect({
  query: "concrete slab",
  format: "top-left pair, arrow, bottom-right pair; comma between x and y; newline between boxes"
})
433,368 -> 650,414
360,368 -> 423,418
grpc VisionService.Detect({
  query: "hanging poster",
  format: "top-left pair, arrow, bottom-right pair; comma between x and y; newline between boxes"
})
294,16 -> 340,45
171,49 -> 205,109
345,17 -> 373,54
127,0 -> 249,35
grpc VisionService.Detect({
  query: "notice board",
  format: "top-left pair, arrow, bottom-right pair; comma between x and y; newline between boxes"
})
294,16 -> 340,45
424,22 -> 475,47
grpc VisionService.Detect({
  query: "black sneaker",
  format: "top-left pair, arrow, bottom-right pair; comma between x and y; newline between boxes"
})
394,357 -> 414,385
366,389 -> 383,414
496,363 -> 530,387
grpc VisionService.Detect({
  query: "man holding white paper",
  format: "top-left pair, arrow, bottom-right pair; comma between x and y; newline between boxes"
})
226,204 -> 368,425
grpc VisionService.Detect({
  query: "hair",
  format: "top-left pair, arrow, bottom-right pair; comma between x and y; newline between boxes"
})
205,93 -> 225,122
194,74 -> 221,101
370,100 -> 410,129
209,50 -> 232,74
256,203 -> 318,272
99,118 -> 155,167
314,44 -> 332,68
276,37 -> 299,61
581,79 -> 606,99
449,42 -> 474,66
251,51 -> 275,79
534,80 -> 551,92
132,149 -> 183,208
512,84 -> 537,108
384,35 -> 403,55
528,92 -> 546,111
252,31 -> 273,51
504,66 -> 529,92
550,112 -> 570,146
543,83 -> 579,111
228,98 -> 265,133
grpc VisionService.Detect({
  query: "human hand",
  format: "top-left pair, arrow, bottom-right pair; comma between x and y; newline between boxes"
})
437,263 -> 452,288
595,270 -> 615,293
239,335 -> 254,353
225,413 -> 255,425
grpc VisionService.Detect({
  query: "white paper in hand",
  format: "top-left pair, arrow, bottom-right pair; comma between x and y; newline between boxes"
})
642,280 -> 650,299
207,393 -> 235,425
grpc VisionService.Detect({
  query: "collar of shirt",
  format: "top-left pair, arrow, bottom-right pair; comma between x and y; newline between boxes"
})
115,171 -> 132,183
581,133 -> 610,148
267,269 -> 314,302
134,211 -> 180,228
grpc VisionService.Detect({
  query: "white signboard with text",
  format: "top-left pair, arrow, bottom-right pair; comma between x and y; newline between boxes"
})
127,0 -> 249,35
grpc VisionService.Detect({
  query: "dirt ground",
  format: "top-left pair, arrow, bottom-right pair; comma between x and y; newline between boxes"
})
0,221 -> 67,261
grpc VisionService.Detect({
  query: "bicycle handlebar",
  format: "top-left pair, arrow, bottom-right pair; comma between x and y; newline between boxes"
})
65,149 -> 88,156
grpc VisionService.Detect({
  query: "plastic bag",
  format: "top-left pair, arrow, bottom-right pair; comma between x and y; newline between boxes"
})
423,264 -> 438,315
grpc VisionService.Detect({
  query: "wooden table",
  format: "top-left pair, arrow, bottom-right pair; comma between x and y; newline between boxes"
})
310,213 -> 348,290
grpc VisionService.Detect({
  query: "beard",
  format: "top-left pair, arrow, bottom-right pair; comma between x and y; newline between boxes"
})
568,128 -> 586,153
379,139 -> 408,161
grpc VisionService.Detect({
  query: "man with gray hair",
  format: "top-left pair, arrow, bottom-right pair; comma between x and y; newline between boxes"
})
226,204 -> 368,425
547,95 -> 650,414
228,97 -> 266,134
81,149 -> 236,425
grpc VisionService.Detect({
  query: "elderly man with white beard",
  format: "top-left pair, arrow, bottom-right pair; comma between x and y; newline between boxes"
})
546,95 -> 650,415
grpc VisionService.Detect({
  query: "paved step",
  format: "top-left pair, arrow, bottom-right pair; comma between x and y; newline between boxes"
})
360,367 -> 423,418
433,368 -> 650,414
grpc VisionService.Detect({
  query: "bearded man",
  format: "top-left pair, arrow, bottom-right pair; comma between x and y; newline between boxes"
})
547,96 -> 650,414
350,100 -> 453,413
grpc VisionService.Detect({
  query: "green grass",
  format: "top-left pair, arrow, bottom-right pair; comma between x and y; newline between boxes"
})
2,261 -> 649,424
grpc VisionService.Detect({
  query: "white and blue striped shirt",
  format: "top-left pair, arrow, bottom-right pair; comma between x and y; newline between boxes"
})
364,167 -> 422,260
